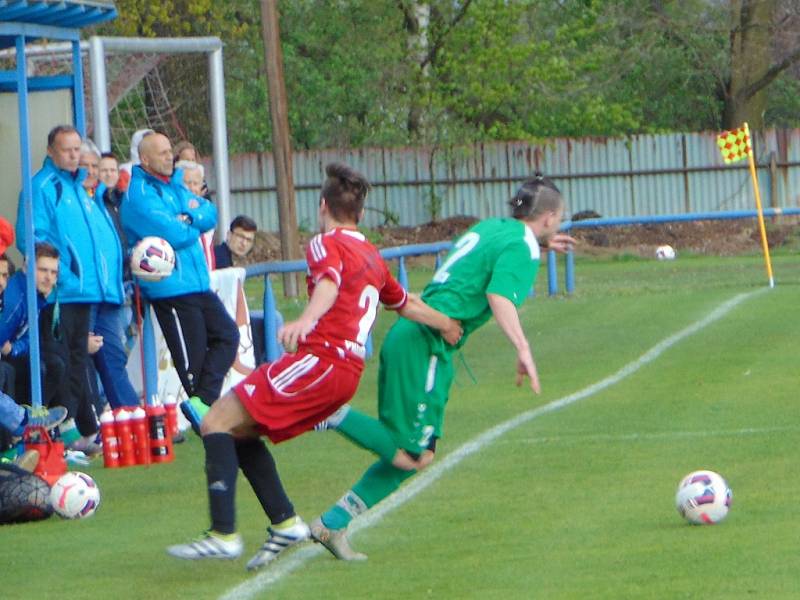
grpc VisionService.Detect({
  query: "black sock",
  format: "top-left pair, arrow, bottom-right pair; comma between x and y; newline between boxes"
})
203,432 -> 239,534
235,438 -> 295,524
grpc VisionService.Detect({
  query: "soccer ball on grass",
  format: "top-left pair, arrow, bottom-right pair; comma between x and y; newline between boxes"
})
675,470 -> 731,525
131,237 -> 175,282
655,245 -> 677,260
49,471 -> 100,519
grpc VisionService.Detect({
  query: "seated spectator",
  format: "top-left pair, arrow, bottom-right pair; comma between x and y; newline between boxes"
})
0,225 -> 17,454
0,393 -> 67,443
0,243 -> 66,414
214,215 -> 257,269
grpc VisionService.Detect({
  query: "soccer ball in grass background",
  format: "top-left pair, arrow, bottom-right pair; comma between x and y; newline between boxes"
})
675,470 -> 731,525
131,236 -> 175,282
49,472 -> 100,520
655,244 -> 677,260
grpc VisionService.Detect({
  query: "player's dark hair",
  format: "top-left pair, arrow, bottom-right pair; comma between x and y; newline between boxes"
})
47,125 -> 80,148
229,215 -> 257,233
35,242 -> 60,260
320,162 -> 370,223
508,173 -> 563,220
100,151 -> 117,161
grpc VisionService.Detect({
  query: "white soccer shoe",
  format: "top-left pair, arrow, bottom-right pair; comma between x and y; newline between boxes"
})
167,531 -> 243,560
246,518 -> 311,571
309,517 -> 367,561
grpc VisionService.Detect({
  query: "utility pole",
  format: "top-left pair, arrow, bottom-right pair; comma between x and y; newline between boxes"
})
260,0 -> 300,296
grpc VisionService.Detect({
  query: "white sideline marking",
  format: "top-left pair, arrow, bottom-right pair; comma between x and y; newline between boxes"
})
497,425 -> 800,446
221,289 -> 763,600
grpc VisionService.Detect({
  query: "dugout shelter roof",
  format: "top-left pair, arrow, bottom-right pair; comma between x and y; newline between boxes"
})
0,0 -> 117,49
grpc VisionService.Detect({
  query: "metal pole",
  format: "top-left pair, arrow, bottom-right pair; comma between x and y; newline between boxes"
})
88,37 -> 110,151
16,35 -> 43,409
71,40 -> 85,136
209,47 -> 231,241
547,250 -> 558,296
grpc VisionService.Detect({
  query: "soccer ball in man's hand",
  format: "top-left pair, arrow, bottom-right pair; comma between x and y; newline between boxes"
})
49,472 -> 100,519
675,470 -> 731,525
655,245 -> 677,260
131,237 -> 176,281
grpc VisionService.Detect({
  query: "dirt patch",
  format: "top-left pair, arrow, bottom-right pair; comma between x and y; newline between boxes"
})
246,215 -> 800,263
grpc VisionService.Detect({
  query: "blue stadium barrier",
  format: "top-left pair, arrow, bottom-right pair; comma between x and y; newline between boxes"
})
245,240 -> 565,362
559,207 -> 800,294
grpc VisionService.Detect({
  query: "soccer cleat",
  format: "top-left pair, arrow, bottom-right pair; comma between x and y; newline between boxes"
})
180,396 -> 209,436
167,530 -> 243,560
66,437 -> 103,457
22,405 -> 68,432
309,517 -> 367,561
245,518 -> 311,571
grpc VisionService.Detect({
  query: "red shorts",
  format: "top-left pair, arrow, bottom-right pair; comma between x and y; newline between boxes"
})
233,350 -> 362,443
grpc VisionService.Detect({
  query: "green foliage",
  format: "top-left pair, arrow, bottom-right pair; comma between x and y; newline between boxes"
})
96,0 -> 800,153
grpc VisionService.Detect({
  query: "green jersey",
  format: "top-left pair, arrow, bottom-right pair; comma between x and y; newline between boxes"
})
422,218 -> 540,343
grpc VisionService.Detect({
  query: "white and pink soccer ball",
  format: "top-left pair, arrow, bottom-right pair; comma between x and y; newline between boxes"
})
49,471 -> 100,519
675,470 -> 731,525
131,237 -> 176,282
655,244 -> 677,261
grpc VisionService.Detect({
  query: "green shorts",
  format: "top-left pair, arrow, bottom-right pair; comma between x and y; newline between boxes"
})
378,317 -> 454,453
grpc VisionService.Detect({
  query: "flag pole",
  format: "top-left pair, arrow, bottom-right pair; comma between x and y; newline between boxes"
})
744,122 -> 775,288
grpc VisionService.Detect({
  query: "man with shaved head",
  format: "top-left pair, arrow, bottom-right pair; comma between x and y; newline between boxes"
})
121,132 -> 238,431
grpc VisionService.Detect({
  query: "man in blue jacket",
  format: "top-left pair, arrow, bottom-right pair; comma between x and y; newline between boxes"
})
16,125 -> 124,450
121,132 -> 238,431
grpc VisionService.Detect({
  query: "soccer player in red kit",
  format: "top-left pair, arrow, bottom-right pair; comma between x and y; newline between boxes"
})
168,162 -> 462,570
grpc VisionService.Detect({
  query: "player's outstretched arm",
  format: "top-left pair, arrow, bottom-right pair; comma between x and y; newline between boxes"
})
278,277 -> 339,351
487,293 -> 541,394
398,293 -> 463,346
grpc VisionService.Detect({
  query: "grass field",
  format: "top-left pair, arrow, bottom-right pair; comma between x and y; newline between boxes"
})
4,251 -> 799,599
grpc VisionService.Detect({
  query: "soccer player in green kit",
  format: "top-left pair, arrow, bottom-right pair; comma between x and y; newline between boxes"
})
310,174 -> 577,560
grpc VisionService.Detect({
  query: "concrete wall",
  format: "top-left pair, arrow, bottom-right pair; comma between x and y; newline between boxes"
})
0,89 -> 73,263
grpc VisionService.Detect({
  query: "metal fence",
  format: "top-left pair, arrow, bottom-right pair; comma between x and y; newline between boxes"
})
205,129 -> 800,231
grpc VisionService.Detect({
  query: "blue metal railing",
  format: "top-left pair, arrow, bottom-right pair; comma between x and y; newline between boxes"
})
244,241 -> 567,362
558,207 -> 800,295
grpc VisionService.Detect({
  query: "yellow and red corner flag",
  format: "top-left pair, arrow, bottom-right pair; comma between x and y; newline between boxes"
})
716,123 -> 752,164
717,121 -> 774,288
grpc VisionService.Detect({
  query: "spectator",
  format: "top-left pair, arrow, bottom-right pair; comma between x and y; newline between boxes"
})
0,224 -> 17,454
0,243 -> 69,434
173,140 -> 198,164
176,160 -> 214,269
214,215 -> 257,269
121,132 -> 239,433
15,125 -> 122,451
98,152 -> 120,190
78,139 -> 101,198
77,142 -> 139,412
118,128 -> 154,192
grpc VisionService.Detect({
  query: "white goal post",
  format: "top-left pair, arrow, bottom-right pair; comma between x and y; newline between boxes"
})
87,35 -> 231,237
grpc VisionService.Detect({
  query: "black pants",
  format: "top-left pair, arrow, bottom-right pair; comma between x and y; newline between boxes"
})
57,304 -> 98,435
152,292 -> 239,405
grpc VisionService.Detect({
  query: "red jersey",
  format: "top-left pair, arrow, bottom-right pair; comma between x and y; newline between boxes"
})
302,227 -> 407,365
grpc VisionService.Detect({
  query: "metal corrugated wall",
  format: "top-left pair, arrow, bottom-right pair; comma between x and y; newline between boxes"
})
206,129 -> 800,231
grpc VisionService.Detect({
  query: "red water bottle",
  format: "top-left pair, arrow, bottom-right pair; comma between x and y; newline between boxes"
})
130,407 -> 151,466
164,395 -> 179,438
115,409 -> 136,467
99,411 -> 120,469
147,402 -> 174,463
